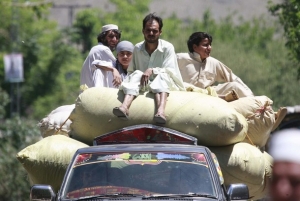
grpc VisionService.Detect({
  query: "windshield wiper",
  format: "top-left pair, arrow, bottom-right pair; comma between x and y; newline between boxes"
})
142,193 -> 217,199
74,193 -> 144,200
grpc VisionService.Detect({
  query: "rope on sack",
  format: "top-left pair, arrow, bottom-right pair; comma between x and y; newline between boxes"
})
245,133 -> 255,145
247,101 -> 272,119
245,101 -> 272,145
54,115 -> 71,135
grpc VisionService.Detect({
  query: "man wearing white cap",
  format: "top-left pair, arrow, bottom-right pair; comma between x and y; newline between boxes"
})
80,24 -> 122,89
268,128 -> 300,201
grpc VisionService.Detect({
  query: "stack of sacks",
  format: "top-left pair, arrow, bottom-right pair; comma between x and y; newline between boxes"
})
26,87 -> 274,199
38,104 -> 75,137
16,135 -> 88,192
69,87 -> 248,146
228,96 -> 275,148
209,143 -> 273,200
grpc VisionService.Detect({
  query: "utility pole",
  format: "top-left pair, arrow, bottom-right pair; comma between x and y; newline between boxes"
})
52,4 -> 91,27
9,0 -> 21,117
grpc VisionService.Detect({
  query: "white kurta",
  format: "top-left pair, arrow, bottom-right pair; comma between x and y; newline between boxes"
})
120,39 -> 185,96
177,52 -> 254,97
80,43 -> 116,88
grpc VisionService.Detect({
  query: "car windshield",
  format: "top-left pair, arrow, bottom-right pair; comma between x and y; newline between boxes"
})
62,151 -> 216,199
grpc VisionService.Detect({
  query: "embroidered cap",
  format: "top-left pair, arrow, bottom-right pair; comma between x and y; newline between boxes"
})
101,24 -> 119,33
269,128 -> 300,164
116,41 -> 134,54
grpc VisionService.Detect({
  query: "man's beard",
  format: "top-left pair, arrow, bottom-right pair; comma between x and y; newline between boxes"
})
145,36 -> 158,44
109,46 -> 116,51
103,40 -> 116,51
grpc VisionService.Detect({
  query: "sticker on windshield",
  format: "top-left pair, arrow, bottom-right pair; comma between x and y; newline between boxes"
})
211,153 -> 224,184
156,153 -> 190,160
97,153 -> 131,161
76,152 -> 209,167
75,154 -> 92,165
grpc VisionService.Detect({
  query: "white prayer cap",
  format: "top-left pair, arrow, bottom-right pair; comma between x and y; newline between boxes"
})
101,24 -> 119,33
116,41 -> 134,54
269,128 -> 300,164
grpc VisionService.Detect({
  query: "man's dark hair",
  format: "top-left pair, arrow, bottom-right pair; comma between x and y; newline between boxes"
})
143,13 -> 163,31
187,32 -> 213,53
97,29 -> 122,43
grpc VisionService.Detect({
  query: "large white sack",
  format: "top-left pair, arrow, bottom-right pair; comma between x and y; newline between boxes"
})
209,142 -> 268,200
69,87 -> 248,146
228,96 -> 275,148
251,151 -> 273,200
38,104 -> 75,137
16,135 -> 88,192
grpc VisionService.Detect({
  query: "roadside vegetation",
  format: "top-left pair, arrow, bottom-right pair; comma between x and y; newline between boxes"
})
0,0 -> 299,200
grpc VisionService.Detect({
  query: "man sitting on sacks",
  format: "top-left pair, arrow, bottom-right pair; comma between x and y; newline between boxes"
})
80,24 -> 123,89
177,31 -> 254,102
113,13 -> 185,124
177,31 -> 287,130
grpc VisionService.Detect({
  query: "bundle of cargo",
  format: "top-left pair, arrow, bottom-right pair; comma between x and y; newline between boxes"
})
228,96 -> 275,148
38,104 -> 75,137
28,86 -> 279,199
16,135 -> 88,192
68,87 -> 248,146
209,142 -> 272,200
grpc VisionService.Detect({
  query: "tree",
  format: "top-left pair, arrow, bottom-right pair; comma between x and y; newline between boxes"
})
269,0 -> 300,78
0,88 -> 40,200
0,0 -> 82,119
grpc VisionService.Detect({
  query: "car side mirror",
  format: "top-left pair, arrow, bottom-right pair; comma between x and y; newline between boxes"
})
227,183 -> 249,201
30,184 -> 56,201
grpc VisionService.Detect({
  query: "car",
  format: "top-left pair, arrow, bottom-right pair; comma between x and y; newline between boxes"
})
30,124 -> 249,201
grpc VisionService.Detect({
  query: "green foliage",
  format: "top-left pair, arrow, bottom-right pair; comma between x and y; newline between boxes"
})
0,116 -> 40,201
269,0 -> 300,78
0,0 -> 82,119
71,9 -> 102,54
22,31 -> 82,119
0,87 -> 10,118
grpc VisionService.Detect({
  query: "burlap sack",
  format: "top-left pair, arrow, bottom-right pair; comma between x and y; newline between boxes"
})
16,135 -> 88,192
38,104 -> 75,137
209,142 -> 267,200
251,151 -> 273,200
69,87 -> 248,146
228,96 -> 275,148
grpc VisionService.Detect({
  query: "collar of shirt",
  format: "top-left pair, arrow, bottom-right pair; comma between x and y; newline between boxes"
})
141,39 -> 163,53
191,52 -> 207,63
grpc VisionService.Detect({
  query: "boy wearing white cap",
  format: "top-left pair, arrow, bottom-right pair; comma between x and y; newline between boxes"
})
80,24 -> 122,89
268,128 -> 300,201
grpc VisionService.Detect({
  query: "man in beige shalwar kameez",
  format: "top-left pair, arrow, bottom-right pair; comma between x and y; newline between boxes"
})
177,31 -> 254,101
177,31 -> 286,129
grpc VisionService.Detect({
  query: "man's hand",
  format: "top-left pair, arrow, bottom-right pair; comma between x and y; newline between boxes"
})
112,68 -> 122,87
140,68 -> 153,87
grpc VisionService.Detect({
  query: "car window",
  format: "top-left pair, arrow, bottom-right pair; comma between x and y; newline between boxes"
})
62,151 -> 216,199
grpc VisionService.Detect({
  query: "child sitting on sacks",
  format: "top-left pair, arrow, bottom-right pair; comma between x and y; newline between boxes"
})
112,13 -> 185,124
